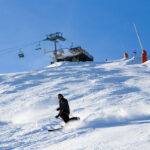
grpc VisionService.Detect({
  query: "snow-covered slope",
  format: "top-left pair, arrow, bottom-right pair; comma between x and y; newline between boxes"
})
1,58 -> 150,150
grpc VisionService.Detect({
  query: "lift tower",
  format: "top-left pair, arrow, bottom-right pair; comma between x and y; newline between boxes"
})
44,32 -> 66,62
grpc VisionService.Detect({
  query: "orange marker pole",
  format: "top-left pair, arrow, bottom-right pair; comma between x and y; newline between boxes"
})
142,50 -> 147,63
124,52 -> 128,58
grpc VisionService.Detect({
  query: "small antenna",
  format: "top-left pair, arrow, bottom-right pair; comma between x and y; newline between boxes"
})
133,23 -> 144,51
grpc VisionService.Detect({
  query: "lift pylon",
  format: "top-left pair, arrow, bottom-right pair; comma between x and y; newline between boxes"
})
44,32 -> 66,62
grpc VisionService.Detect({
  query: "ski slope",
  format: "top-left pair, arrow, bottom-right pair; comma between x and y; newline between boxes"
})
1,58 -> 150,150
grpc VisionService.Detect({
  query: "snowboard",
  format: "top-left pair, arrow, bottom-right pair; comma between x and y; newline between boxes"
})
48,126 -> 63,132
47,117 -> 80,132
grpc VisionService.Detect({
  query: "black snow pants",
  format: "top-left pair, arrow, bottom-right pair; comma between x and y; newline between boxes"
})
60,112 -> 79,123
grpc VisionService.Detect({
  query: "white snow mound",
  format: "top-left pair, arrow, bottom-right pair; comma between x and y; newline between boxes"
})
1,59 -> 150,150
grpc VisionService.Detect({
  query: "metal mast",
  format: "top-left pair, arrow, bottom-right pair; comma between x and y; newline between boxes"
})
44,32 -> 65,62
133,23 -> 144,51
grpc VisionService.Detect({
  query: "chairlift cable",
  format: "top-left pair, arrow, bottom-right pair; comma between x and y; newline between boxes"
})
0,39 -> 43,56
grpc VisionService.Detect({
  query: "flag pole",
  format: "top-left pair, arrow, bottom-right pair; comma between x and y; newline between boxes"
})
133,23 -> 144,51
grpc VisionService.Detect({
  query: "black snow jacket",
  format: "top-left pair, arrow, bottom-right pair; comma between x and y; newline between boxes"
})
57,98 -> 70,117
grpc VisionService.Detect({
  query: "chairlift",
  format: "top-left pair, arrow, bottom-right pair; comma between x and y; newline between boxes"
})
133,50 -> 137,57
18,50 -> 24,58
35,42 -> 42,50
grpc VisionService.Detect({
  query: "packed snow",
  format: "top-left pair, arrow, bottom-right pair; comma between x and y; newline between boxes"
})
1,57 -> 150,150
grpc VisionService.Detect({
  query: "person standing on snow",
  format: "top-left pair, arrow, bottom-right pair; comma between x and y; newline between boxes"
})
55,94 -> 80,123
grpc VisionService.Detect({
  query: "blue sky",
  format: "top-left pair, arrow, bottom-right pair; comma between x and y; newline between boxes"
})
0,0 -> 150,73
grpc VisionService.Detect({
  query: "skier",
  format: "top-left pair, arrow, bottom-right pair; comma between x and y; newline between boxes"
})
55,94 -> 80,123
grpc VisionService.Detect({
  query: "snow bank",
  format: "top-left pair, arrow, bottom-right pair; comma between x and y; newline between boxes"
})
1,60 -> 150,149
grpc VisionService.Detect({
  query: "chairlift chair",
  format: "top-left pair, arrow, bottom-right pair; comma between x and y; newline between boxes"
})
35,42 -> 42,50
133,50 -> 137,57
18,50 -> 24,58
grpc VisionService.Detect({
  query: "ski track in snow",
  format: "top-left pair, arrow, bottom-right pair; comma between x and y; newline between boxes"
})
1,58 -> 150,149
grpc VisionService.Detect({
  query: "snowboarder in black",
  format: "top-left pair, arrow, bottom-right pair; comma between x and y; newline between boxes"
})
56,94 -> 80,123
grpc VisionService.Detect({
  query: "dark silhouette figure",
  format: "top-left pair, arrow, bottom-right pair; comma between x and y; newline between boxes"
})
56,94 -> 80,123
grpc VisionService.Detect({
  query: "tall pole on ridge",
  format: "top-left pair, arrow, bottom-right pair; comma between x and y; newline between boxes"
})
133,23 -> 144,51
54,40 -> 57,62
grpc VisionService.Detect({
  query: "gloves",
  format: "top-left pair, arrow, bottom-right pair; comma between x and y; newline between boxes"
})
56,108 -> 60,111
55,115 -> 59,118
